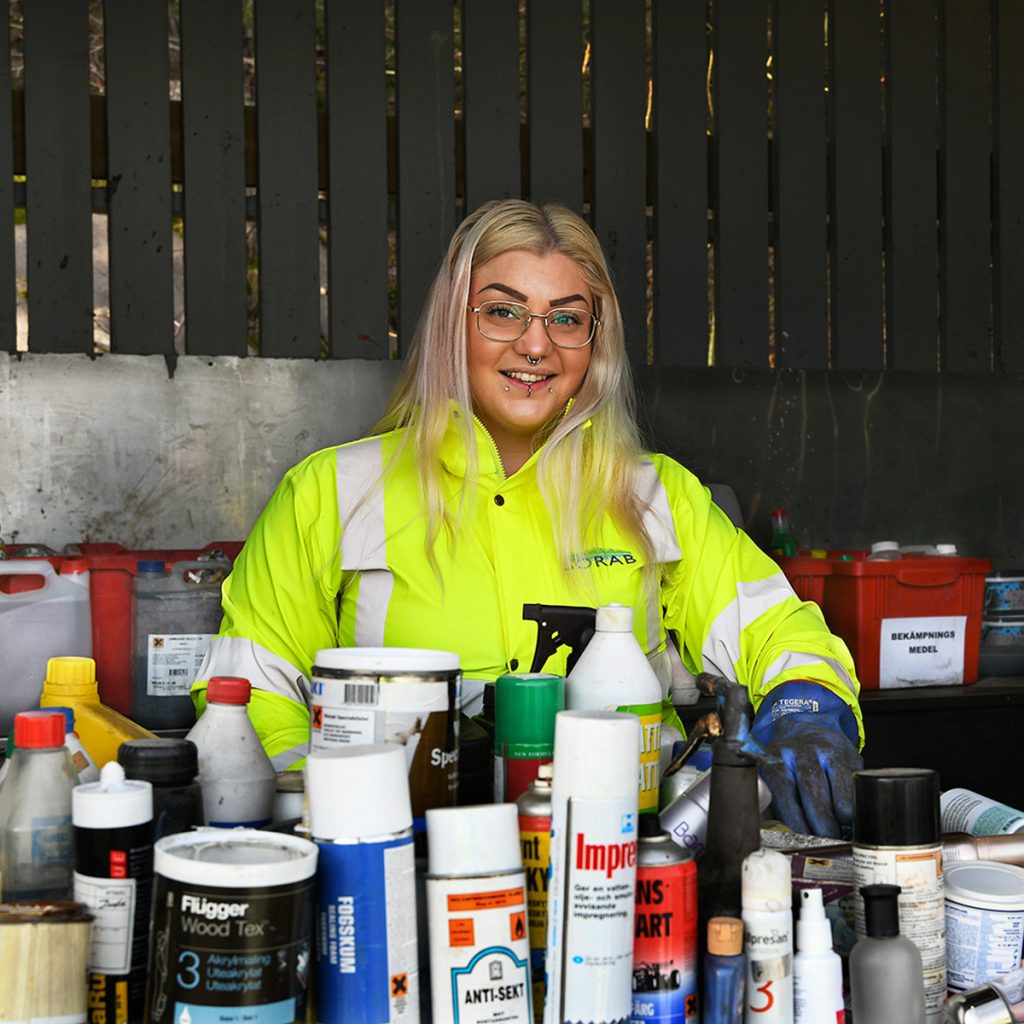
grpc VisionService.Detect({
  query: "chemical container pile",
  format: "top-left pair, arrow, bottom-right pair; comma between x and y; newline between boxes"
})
5,612 -> 1024,1022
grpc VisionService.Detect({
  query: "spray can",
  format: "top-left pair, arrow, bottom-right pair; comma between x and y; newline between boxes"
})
741,848 -> 794,1024
517,764 -> 553,1022
306,744 -> 419,1023
425,803 -> 531,1024
494,673 -> 564,804
566,604 -> 663,815
852,768 -> 946,1022
72,761 -> 154,1024
631,816 -> 699,1023
545,709 -> 640,1024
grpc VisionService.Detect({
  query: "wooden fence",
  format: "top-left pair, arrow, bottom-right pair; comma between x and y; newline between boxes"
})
2,0 -> 1021,372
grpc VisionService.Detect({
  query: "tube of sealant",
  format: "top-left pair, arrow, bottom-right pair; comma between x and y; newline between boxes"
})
742,849 -> 794,1024
545,709 -> 641,1024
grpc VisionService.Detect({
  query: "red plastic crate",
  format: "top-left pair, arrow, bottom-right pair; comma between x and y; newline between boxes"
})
821,555 -> 992,689
778,555 -> 834,606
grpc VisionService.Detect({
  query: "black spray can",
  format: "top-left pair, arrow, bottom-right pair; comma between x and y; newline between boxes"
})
73,760 -> 155,1024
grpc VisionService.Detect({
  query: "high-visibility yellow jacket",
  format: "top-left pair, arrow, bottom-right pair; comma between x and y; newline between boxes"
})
193,408 -> 863,770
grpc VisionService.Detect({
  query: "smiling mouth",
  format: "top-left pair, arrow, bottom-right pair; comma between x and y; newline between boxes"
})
501,370 -> 553,385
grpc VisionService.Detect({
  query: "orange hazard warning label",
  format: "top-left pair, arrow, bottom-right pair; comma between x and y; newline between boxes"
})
446,887 -> 525,913
449,918 -> 475,947
311,705 -> 323,730
509,910 -> 526,941
391,972 -> 408,997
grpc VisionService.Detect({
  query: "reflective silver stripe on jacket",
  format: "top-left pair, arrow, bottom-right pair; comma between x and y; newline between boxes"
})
760,649 -> 857,696
636,459 -> 682,659
270,743 -> 310,771
197,635 -> 311,706
336,438 -> 393,647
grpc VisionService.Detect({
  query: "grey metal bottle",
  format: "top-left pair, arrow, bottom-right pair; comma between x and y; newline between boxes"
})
850,884 -> 927,1024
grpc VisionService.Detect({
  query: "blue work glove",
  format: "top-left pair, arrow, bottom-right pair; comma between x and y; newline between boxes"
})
750,681 -> 863,839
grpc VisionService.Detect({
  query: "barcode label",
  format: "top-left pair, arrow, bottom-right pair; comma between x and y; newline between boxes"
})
343,683 -> 379,706
167,669 -> 190,677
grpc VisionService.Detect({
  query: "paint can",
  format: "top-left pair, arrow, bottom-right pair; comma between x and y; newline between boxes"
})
944,861 -> 1024,992
631,816 -> 698,1024
425,803 -> 532,1024
545,710 -> 641,1024
494,672 -> 563,804
517,763 -> 553,1022
306,744 -> 419,1023
309,648 -> 461,828
145,829 -> 317,1024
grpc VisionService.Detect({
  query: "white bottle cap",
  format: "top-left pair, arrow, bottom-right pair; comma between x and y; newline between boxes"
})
305,744 -> 412,840
796,886 -> 834,952
870,541 -> 900,555
936,544 -> 958,556
426,803 -> 521,876
313,647 -> 460,673
595,603 -> 634,632
551,709 -> 641,801
742,848 -> 792,911
72,761 -> 153,829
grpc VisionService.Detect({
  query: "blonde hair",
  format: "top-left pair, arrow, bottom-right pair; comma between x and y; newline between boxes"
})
374,199 -> 654,585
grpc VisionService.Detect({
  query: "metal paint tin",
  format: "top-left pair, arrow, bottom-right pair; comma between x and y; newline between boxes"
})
310,648 -> 461,829
631,818 -> 698,1023
145,829 -> 317,1024
984,573 -> 1024,614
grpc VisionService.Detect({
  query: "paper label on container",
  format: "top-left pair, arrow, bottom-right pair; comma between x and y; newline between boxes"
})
877,615 -> 967,688
73,871 -> 136,973
147,633 -> 214,696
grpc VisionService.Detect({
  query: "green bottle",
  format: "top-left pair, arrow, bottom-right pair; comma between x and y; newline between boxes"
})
770,507 -> 798,558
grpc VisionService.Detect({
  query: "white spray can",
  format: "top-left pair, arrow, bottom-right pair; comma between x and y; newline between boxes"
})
565,604 -> 663,814
425,803 -> 531,1024
792,887 -> 843,1024
545,709 -> 641,1024
742,848 -> 794,1024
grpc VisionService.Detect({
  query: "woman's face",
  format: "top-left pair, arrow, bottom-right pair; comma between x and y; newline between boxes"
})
466,249 -> 594,469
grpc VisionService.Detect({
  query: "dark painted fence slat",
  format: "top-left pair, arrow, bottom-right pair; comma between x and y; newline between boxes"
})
180,0 -> 248,357
829,0 -> 883,368
395,0 -> 455,351
325,0 -> 390,358
22,0 -> 93,353
942,2 -> 992,373
527,0 -> 583,211
254,0 -> 321,358
714,0 -> 769,366
591,0 -> 647,365
104,0 -> 174,355
995,0 -> 1024,373
463,0 -> 522,213
0,7 -> 13,351
886,0 -> 938,371
773,0 -> 828,369
651,0 -> 708,367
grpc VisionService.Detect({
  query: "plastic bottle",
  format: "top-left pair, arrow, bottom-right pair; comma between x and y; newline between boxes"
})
35,705 -> 100,784
849,884 -> 927,1024
741,848 -> 793,1024
131,558 -> 228,730
770,508 -> 798,558
118,738 -> 205,841
793,887 -> 844,1023
703,916 -> 746,1024
185,675 -> 277,827
39,656 -> 156,767
941,787 -> 1024,836
866,541 -> 902,561
0,710 -> 78,900
565,603 -> 664,813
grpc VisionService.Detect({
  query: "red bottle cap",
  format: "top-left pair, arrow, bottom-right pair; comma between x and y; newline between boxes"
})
61,558 -> 90,575
207,676 -> 251,705
14,710 -> 66,748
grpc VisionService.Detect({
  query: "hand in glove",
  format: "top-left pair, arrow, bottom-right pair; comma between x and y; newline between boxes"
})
750,681 -> 863,839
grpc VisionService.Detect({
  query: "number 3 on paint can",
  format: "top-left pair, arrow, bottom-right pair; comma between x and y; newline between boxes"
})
177,951 -> 201,989
750,980 -> 774,1013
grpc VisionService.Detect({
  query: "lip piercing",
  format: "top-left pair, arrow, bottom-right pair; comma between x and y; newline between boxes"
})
504,385 -> 510,391
527,384 -> 533,398
526,354 -> 541,365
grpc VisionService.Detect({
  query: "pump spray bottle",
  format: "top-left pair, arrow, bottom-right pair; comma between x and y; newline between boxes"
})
792,887 -> 843,1023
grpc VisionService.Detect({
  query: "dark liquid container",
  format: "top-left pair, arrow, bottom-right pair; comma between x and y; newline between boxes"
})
118,738 -> 204,841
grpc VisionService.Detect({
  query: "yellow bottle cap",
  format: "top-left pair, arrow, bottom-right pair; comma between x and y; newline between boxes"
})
46,656 -> 97,688
810,548 -> 829,559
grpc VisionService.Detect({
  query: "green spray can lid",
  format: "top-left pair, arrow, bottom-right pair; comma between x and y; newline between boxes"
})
494,673 -> 565,757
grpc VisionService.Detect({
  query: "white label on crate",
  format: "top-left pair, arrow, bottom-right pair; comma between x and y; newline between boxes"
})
147,633 -> 214,696
878,615 -> 967,688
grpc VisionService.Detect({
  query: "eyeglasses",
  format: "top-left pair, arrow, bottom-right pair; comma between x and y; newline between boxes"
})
467,300 -> 599,349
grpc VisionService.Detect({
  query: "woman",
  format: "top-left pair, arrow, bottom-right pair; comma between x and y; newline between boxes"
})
193,199 -> 863,837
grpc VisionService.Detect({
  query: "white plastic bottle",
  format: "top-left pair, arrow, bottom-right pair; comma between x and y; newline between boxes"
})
866,541 -> 901,561
793,887 -> 844,1023
185,675 -> 277,827
37,705 -> 100,784
742,848 -> 794,1024
565,603 -> 663,814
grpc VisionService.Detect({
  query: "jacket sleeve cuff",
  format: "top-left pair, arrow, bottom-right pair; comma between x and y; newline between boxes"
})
750,679 -> 860,747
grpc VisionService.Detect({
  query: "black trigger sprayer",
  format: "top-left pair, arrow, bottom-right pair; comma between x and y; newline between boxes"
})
522,604 -> 597,674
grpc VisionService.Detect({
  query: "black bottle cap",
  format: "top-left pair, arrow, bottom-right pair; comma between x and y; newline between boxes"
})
853,768 -> 940,846
861,883 -> 902,937
639,814 -> 666,838
118,738 -> 199,785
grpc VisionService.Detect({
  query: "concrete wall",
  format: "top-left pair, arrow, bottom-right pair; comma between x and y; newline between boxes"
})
2,354 -> 1021,568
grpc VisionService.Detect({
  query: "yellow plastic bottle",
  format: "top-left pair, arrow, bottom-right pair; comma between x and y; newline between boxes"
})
39,657 -> 156,767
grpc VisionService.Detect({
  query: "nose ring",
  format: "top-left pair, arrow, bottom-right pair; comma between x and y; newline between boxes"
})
525,354 -> 541,365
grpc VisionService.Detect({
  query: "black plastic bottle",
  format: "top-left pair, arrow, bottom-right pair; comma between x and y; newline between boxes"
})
117,737 -> 204,841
